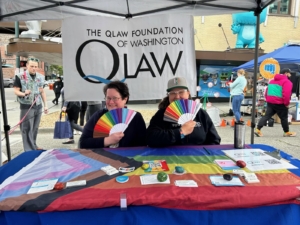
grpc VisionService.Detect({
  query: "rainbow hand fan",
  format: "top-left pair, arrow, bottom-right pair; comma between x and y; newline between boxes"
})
93,108 -> 136,138
164,99 -> 202,125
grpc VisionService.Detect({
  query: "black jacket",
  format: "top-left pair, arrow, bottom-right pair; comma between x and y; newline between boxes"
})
147,108 -> 221,147
80,109 -> 147,148
53,81 -> 64,93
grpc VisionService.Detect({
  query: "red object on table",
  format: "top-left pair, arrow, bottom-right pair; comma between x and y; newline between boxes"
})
54,182 -> 65,190
236,160 -> 246,168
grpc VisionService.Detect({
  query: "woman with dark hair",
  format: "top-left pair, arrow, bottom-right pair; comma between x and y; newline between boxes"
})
79,80 -> 147,148
147,77 -> 221,147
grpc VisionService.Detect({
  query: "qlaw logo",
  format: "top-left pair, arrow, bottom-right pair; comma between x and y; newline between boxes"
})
75,39 -> 183,84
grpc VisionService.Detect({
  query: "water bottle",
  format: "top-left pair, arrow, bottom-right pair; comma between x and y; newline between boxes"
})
234,121 -> 245,149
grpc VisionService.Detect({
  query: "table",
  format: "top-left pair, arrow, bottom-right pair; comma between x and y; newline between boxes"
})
0,144 -> 300,225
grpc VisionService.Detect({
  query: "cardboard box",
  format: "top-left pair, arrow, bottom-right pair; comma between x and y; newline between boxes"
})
273,114 -> 281,124
272,114 -> 292,124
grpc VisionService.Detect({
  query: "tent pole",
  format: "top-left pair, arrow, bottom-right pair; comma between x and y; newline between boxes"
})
0,53 -> 12,160
251,9 -> 261,144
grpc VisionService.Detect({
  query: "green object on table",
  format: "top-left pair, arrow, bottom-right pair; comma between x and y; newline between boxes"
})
175,166 -> 184,174
157,172 -> 168,182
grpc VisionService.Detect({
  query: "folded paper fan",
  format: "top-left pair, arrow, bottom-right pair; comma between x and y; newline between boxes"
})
164,99 -> 202,125
93,108 -> 136,138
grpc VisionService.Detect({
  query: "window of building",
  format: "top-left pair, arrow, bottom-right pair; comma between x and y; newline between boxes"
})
269,0 -> 291,15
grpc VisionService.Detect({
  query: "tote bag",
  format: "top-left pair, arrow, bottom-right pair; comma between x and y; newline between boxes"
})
53,112 -> 72,139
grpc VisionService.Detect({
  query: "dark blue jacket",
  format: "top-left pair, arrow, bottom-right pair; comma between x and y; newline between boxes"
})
147,108 -> 221,147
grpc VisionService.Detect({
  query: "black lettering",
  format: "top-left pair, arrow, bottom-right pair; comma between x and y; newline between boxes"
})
124,53 -> 155,78
150,51 -> 183,75
75,39 -> 119,83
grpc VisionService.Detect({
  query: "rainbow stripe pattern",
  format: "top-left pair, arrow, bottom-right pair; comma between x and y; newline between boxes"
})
93,108 -> 136,138
164,99 -> 202,124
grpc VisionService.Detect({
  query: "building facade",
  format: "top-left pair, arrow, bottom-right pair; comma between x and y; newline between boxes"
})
194,1 -> 300,52
0,35 -> 46,79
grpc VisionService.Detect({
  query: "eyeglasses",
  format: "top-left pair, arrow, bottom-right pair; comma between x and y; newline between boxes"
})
168,89 -> 188,97
104,96 -> 121,102
27,58 -> 39,62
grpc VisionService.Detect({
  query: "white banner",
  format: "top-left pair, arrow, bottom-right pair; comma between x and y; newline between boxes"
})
62,14 -> 196,101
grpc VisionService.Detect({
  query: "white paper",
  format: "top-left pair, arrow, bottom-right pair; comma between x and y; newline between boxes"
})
175,180 -> 198,187
66,180 -> 87,188
210,175 -> 244,186
140,174 -> 170,185
27,178 -> 58,194
223,149 -> 298,171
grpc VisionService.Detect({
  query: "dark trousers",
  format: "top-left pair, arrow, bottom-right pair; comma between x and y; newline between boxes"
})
79,101 -> 87,126
257,103 -> 289,132
53,92 -> 61,104
20,104 -> 42,151
86,104 -> 102,121
66,103 -> 83,139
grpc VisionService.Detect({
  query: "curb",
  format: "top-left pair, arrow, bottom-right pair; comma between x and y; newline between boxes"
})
1,128 -> 55,135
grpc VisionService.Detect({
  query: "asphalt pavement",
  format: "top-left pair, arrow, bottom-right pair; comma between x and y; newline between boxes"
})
1,88 -> 300,162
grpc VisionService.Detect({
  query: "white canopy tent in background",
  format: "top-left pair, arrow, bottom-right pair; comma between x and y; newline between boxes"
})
0,0 -> 275,161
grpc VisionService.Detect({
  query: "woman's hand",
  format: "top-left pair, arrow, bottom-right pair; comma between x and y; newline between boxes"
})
104,132 -> 124,146
180,120 -> 196,135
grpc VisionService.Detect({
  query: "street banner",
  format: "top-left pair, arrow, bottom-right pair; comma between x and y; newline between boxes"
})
62,14 -> 196,101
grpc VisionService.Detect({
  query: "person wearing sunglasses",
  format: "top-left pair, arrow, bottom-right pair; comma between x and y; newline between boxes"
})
146,77 -> 221,147
79,80 -> 147,148
13,57 -> 48,151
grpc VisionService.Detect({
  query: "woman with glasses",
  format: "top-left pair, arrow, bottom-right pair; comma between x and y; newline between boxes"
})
79,80 -> 147,148
147,77 -> 221,147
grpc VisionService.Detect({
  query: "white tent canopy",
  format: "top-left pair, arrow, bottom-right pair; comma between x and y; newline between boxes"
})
0,0 -> 275,161
1,0 -> 274,21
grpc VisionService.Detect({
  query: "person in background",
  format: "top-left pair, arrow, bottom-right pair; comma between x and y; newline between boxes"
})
255,68 -> 296,137
86,101 -> 102,121
74,101 -> 87,135
146,77 -> 221,147
13,57 -> 48,151
52,77 -> 64,105
79,80 -> 147,148
61,88 -> 83,144
229,69 -> 247,123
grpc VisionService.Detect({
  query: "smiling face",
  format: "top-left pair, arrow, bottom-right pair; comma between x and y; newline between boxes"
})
105,88 -> 127,111
27,61 -> 39,75
168,88 -> 190,103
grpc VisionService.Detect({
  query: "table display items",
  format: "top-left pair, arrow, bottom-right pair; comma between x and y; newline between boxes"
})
223,149 -> 298,171
142,160 -> 169,172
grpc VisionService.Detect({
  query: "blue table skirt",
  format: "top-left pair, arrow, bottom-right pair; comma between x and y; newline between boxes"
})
0,144 -> 300,225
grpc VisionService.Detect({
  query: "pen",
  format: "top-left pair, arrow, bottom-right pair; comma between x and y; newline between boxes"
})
203,147 -> 211,155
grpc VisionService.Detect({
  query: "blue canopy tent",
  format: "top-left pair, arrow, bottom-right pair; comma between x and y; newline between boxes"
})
233,44 -> 300,71
0,0 -> 275,160
233,44 -> 300,143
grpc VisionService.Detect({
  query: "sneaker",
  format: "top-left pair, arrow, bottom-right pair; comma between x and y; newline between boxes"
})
283,131 -> 296,137
254,129 -> 263,137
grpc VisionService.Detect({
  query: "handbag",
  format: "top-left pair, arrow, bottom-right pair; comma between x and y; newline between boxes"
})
53,112 -> 72,139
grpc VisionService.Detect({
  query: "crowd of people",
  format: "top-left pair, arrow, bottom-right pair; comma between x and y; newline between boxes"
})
13,58 -> 296,152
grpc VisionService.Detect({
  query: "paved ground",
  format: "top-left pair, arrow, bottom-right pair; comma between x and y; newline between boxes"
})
1,88 -> 300,163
